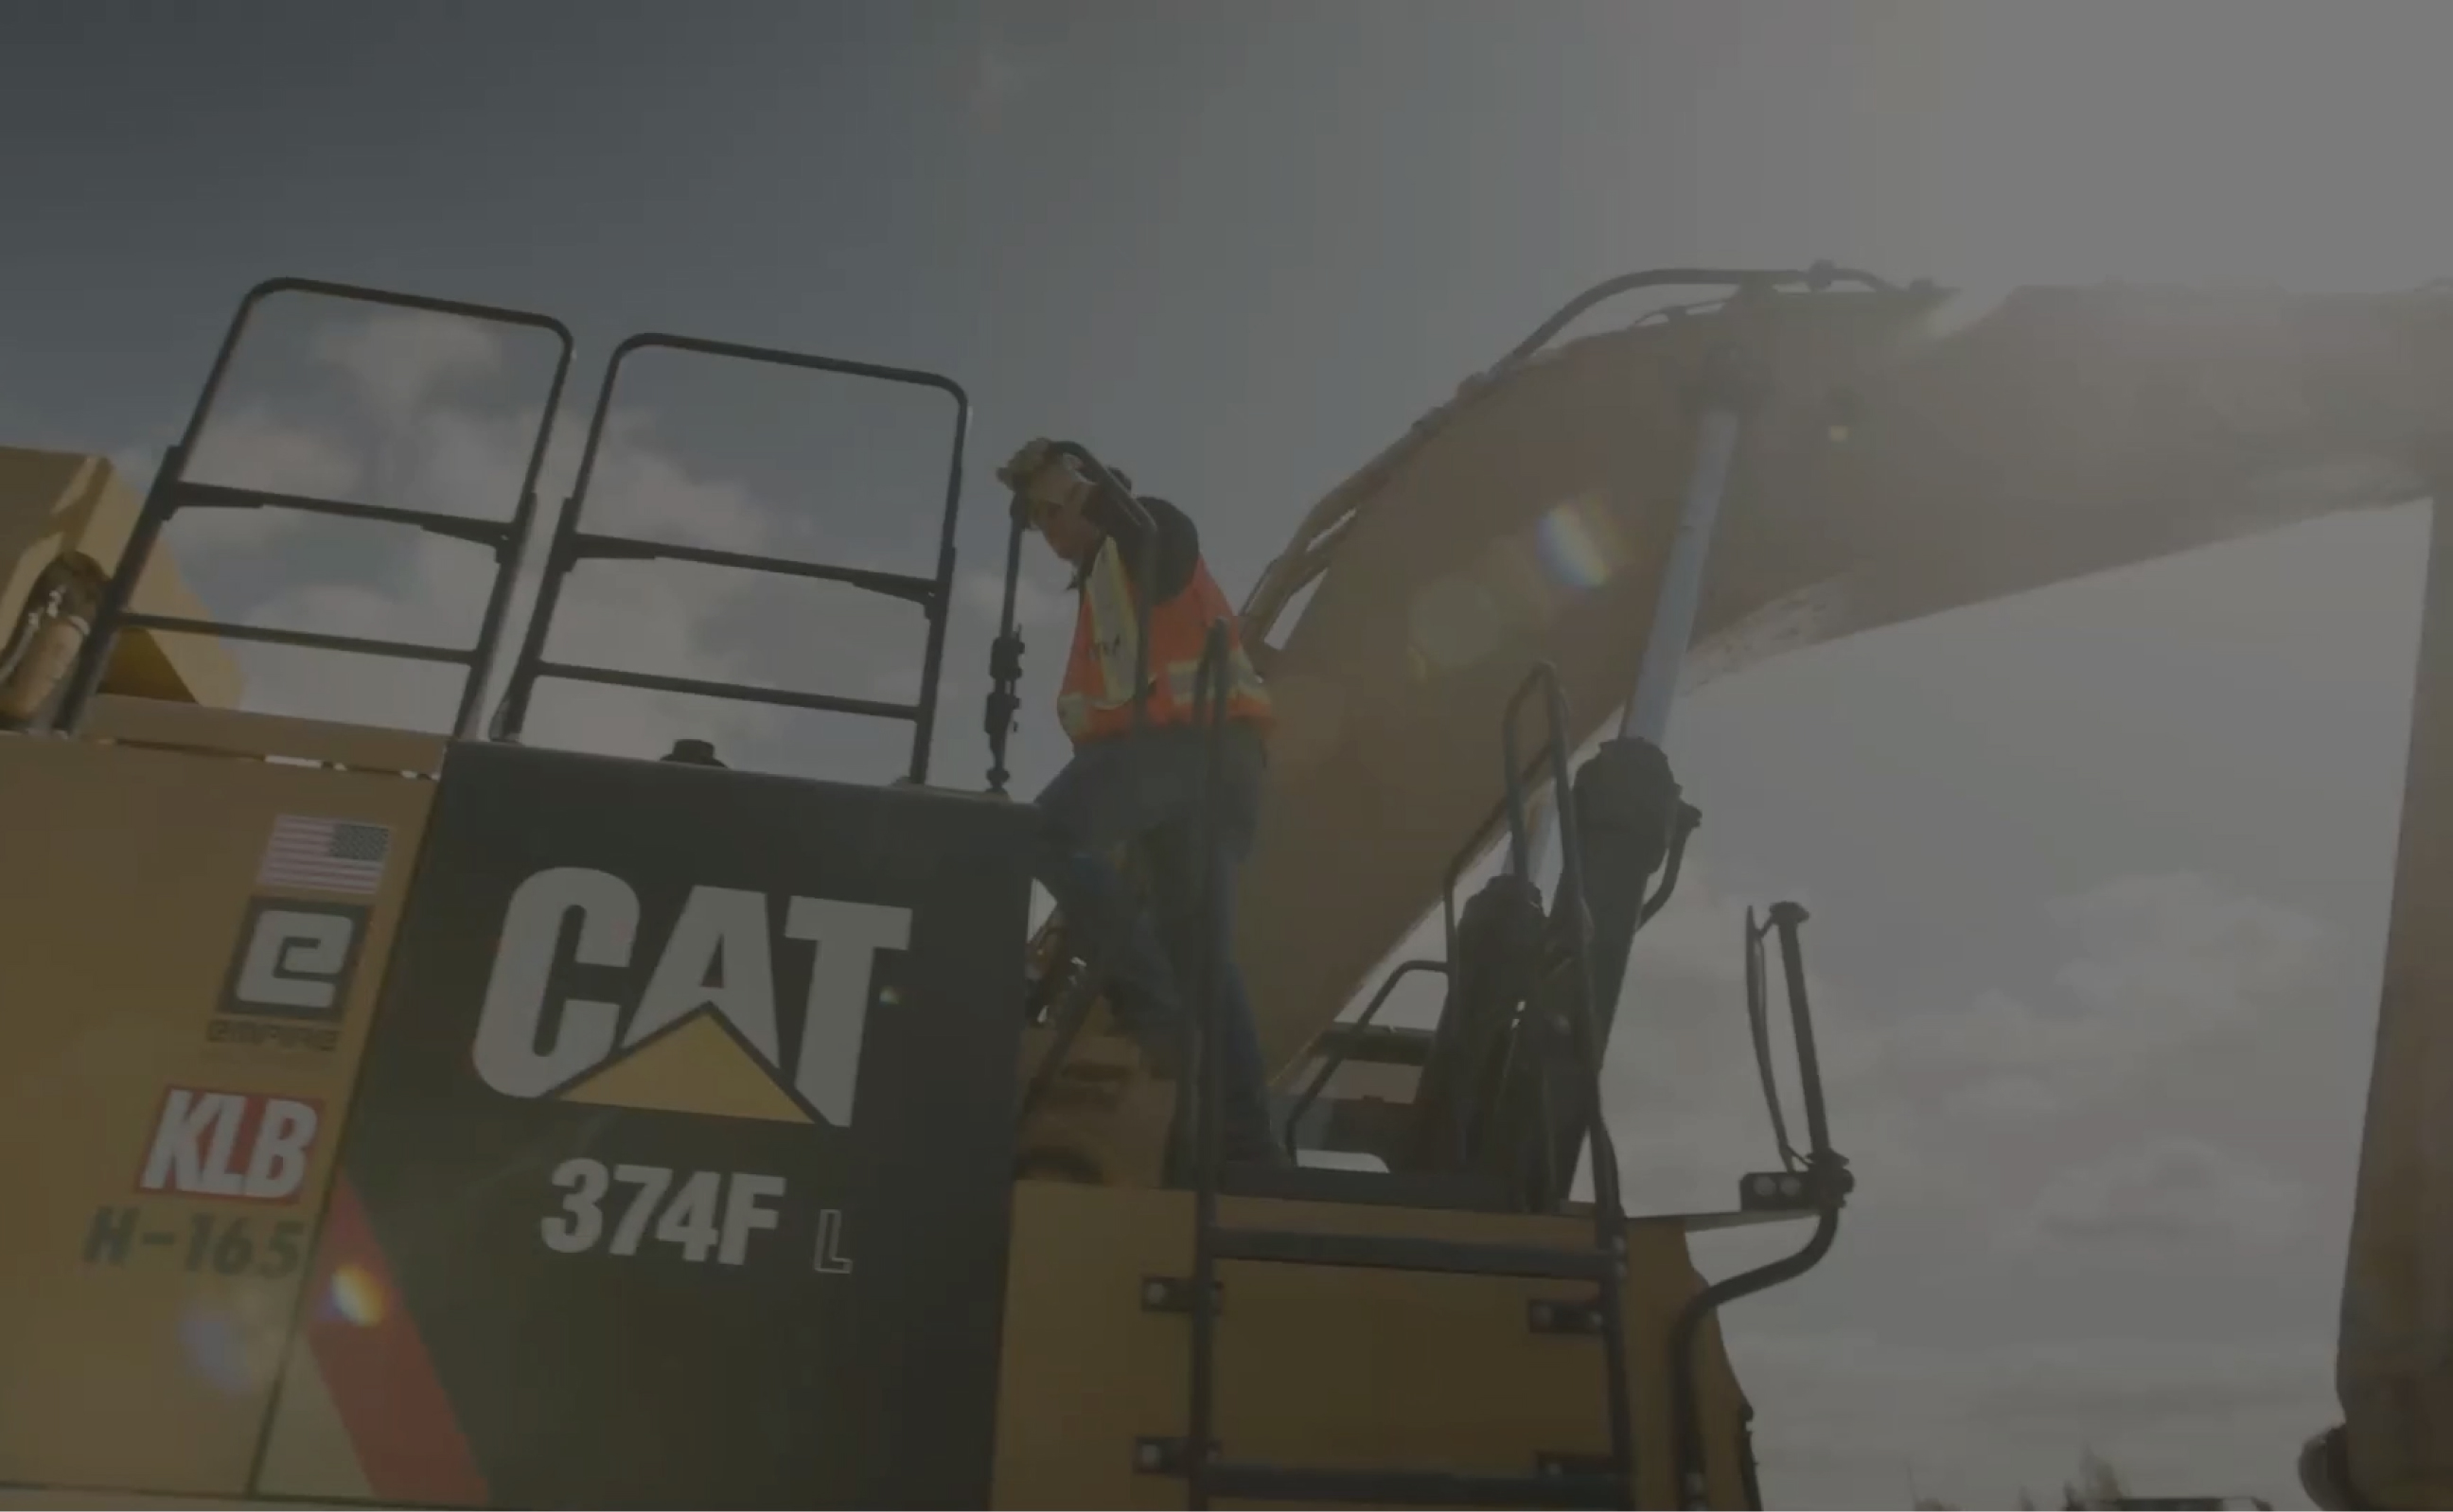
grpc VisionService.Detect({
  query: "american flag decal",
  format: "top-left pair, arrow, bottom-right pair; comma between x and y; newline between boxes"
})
257,815 -> 394,897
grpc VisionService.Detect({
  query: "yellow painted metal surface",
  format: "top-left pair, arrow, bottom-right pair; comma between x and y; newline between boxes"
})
83,695 -> 447,777
1235,283 -> 2453,1080
1016,1018 -> 1177,1188
2338,492 -> 2453,1509
250,1327 -> 379,1503
0,1489 -> 272,1509
0,711 -> 1763,1507
0,447 -> 241,710
0,717 -> 433,1499
989,1181 -> 1752,1510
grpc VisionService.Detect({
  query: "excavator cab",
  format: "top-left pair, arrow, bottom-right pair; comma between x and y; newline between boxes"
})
0,273 -> 1850,1510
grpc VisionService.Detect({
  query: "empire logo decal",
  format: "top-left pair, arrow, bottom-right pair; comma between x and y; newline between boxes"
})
470,868 -> 912,1129
210,898 -> 370,1053
134,1085 -> 324,1204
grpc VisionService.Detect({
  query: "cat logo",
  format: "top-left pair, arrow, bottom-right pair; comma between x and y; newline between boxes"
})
471,868 -> 911,1129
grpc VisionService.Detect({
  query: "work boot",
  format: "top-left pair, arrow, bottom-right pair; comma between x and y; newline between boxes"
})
1015,999 -> 1174,1190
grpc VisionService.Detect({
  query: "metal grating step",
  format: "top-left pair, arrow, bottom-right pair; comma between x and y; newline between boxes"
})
1207,1225 -> 1619,1281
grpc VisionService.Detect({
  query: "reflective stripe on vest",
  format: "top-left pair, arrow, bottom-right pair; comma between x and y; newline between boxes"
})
1056,535 -> 1273,746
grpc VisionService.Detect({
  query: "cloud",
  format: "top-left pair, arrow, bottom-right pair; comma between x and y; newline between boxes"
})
185,403 -> 365,499
172,403 -> 368,552
2007,1134 -> 2309,1252
1733,1327 -> 2329,1508
1595,863 -> 2350,1506
579,410 -> 775,550
1809,871 -> 2337,1211
309,310 -> 505,432
2050,872 -> 2328,1028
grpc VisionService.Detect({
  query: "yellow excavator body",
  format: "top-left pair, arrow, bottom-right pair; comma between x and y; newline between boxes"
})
0,447 -> 241,717
0,693 -> 1761,1508
15,263 -> 2448,1508
0,277 -> 1788,1510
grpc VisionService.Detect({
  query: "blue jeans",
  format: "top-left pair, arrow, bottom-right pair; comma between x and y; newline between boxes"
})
1032,721 -> 1276,1159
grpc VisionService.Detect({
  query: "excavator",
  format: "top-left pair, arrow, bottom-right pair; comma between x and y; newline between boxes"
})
0,264 -> 2443,1510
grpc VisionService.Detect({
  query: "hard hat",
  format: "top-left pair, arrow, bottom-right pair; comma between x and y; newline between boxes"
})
999,437 -> 1095,526
995,437 -> 1059,493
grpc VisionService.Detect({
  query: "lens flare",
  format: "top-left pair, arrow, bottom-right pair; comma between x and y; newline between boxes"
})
178,1286 -> 291,1396
178,1306 -> 254,1394
1533,493 -> 1624,593
327,1263 -> 388,1327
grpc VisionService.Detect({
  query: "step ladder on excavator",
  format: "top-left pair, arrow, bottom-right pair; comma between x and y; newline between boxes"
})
1149,638 -> 1639,1510
1015,839 -> 1186,1189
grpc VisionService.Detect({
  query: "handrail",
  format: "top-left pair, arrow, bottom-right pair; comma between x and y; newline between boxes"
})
1502,659 -> 1636,1490
1494,262 -> 1898,371
52,275 -> 576,739
1668,901 -> 1851,1510
490,330 -> 969,784
1280,958 -> 1451,1165
1500,666 -> 1626,1214
1244,260 -> 1920,636
1183,617 -> 1238,1505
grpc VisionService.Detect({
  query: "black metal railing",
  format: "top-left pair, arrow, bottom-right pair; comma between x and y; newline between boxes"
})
1499,661 -> 1637,1502
1275,715 -> 1697,1181
1282,708 -> 1696,1180
1280,735 -> 1561,1172
1182,619 -> 1236,1508
488,331 -> 969,785
1667,901 -> 1851,1510
51,276 -> 576,738
1279,958 -> 1449,1165
1496,260 -> 1904,370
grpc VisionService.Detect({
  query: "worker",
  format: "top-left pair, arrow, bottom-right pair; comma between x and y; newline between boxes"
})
1000,437 -> 1282,1167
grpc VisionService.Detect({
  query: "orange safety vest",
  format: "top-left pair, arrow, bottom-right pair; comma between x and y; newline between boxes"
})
1057,533 -> 1274,747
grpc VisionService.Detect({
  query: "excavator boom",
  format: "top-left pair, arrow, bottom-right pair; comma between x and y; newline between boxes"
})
1233,272 -> 2453,1506
1239,273 -> 2453,1077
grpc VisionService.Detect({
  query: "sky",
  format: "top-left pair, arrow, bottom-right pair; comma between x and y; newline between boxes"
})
9,1 -> 2453,1504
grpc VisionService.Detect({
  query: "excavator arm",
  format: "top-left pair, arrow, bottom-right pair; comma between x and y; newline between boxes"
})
1229,269 -> 2453,1504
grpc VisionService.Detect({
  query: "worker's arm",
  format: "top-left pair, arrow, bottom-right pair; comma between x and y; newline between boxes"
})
1088,491 -> 1200,601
